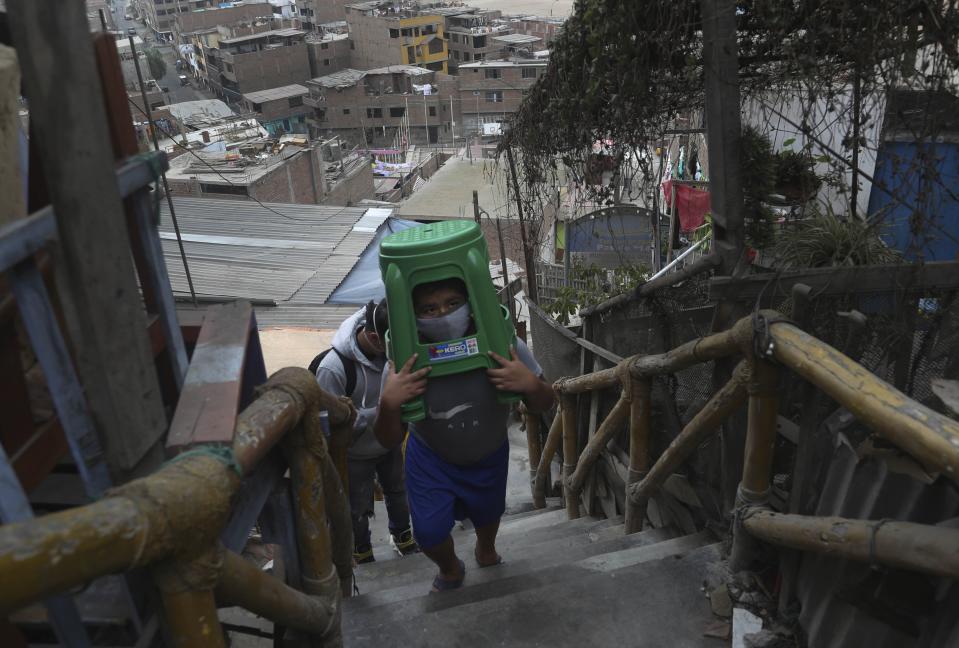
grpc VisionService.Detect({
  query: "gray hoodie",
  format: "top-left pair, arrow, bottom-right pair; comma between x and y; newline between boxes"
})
315,308 -> 389,461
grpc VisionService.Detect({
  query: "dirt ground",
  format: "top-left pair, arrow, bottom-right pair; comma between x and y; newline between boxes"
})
466,0 -> 572,17
257,327 -> 336,376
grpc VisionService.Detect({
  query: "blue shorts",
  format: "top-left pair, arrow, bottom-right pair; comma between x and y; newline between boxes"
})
404,434 -> 509,550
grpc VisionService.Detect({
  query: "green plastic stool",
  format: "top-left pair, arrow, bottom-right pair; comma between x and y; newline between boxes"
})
379,221 -> 518,422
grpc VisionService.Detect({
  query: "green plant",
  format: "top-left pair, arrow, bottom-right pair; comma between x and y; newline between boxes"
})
145,48 -> 166,81
775,149 -> 822,202
739,127 -> 777,250
546,260 -> 650,325
770,209 -> 901,268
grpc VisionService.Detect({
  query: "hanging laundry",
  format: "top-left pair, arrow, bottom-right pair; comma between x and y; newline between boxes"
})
662,180 -> 712,232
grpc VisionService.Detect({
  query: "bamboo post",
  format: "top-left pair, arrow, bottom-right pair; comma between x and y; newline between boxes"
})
768,322 -> 959,482
566,395 -> 630,496
730,358 -> 781,571
624,379 -> 652,534
561,395 -> 581,519
532,410 -> 562,508
523,404 -> 543,498
216,549 -> 338,639
153,548 -> 227,648
628,362 -> 750,510
742,510 -> 959,580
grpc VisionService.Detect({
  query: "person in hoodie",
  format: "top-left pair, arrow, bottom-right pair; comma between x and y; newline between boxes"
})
315,298 -> 418,564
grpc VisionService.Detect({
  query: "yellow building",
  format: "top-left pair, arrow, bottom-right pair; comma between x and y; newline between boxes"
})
345,2 -> 449,74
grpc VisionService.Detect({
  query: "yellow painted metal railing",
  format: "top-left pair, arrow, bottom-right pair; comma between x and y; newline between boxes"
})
535,310 -> 959,578
0,368 -> 356,647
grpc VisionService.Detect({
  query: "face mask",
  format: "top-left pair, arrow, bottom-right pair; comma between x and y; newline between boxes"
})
416,303 -> 472,342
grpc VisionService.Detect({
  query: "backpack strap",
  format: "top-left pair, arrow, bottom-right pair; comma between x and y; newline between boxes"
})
332,348 -> 358,396
309,348 -> 358,397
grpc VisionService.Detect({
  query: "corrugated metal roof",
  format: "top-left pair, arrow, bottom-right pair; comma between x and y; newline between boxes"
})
159,197 -> 390,316
492,33 -> 541,44
219,27 -> 305,45
242,84 -> 309,104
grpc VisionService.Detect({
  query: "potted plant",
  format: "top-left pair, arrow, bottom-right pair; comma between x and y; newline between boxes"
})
774,149 -> 822,203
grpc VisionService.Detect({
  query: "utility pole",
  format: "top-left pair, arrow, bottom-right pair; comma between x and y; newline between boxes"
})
701,0 -> 745,277
505,145 -> 538,304
423,93 -> 429,147
450,95 -> 456,150
701,0 -> 748,521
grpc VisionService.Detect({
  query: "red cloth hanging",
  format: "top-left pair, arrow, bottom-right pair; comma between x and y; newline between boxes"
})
662,180 -> 711,232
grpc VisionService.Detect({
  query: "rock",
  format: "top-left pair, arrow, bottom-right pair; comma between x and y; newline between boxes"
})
744,629 -> 790,648
732,608 -> 763,648
709,585 -> 733,618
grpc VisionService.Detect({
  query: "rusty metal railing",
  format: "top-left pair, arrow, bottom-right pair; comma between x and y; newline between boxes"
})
0,368 -> 357,647
537,310 -> 959,579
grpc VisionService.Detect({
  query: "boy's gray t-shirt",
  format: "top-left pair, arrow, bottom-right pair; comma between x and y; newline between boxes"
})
390,339 -> 543,466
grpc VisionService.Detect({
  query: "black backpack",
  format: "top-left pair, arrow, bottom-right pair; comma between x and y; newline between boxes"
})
309,348 -> 358,396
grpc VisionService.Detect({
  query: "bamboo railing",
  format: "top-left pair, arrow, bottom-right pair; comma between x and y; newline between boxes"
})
0,368 -> 357,647
534,310 -> 959,579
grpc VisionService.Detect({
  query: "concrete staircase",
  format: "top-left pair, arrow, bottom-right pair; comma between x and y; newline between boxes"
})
342,501 -> 722,647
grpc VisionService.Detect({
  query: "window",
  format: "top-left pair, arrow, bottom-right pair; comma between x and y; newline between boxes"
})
463,52 -> 471,61
288,96 -> 303,108
451,33 -> 459,43
321,42 -> 329,50
252,102 -> 262,112
522,67 -> 537,79
389,28 -> 400,38
389,106 -> 405,117
407,46 -> 415,61
453,50 -> 460,60
424,24 -> 436,35
323,58 -> 331,66
486,91 -> 503,103
473,35 -> 486,48
474,53 -> 484,61
484,68 -> 501,79
343,108 -> 350,115
414,27 -> 420,36
401,28 -> 412,37
367,107 -> 383,118
201,183 -> 248,196
350,41 -> 355,50
428,38 -> 444,54
428,106 -> 436,117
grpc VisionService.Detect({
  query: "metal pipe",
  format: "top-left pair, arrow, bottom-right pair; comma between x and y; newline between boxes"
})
628,362 -> 750,507
743,510 -> 959,580
561,395 -> 581,519
651,236 -> 707,284
532,410 -> 562,508
769,322 -> 959,482
216,550 -> 337,639
567,395 -> 630,495
624,379 -> 652,534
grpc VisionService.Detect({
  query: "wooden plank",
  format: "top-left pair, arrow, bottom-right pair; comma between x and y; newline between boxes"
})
166,301 -> 253,450
573,336 -> 624,365
0,207 -> 56,271
9,262 -> 112,497
8,0 -> 168,474
10,420 -> 69,495
220,450 -> 285,553
709,261 -> 959,302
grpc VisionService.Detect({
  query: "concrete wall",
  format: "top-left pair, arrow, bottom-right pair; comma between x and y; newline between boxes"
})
307,38 -> 353,77
344,11 -> 403,69
322,161 -> 375,206
225,43 -> 312,94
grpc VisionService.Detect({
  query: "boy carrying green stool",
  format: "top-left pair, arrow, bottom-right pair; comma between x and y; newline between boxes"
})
374,222 -> 554,592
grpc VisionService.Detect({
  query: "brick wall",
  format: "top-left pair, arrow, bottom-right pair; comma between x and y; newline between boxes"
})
250,149 -> 321,204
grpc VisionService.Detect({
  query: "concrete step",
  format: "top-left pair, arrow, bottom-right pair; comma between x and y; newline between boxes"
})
354,514 -> 626,589
346,526 -> 684,623
344,534 -> 720,647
